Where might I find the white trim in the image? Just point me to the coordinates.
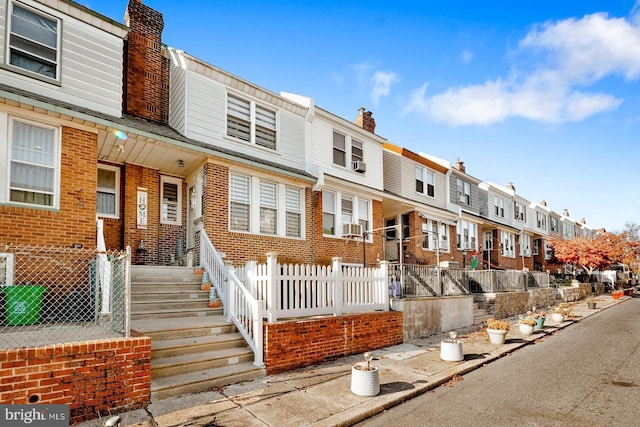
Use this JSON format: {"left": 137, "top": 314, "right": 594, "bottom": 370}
{"left": 160, "top": 175, "right": 182, "bottom": 225}
{"left": 96, "top": 164, "right": 120, "bottom": 219}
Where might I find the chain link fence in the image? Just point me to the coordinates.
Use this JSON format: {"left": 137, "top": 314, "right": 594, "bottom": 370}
{"left": 0, "top": 244, "right": 130, "bottom": 349}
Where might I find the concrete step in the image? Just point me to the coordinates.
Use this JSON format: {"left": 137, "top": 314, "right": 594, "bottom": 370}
{"left": 131, "top": 316, "right": 233, "bottom": 340}
{"left": 151, "top": 332, "right": 246, "bottom": 359}
{"left": 131, "top": 299, "right": 211, "bottom": 313}
{"left": 151, "top": 346, "right": 254, "bottom": 379}
{"left": 151, "top": 362, "right": 266, "bottom": 401}
{"left": 131, "top": 289, "right": 209, "bottom": 302}
{"left": 130, "top": 306, "right": 223, "bottom": 320}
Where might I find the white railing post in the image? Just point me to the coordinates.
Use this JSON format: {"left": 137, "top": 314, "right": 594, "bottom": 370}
{"left": 253, "top": 303, "right": 264, "bottom": 366}
{"left": 332, "top": 257, "right": 343, "bottom": 316}
{"left": 226, "top": 264, "right": 236, "bottom": 323}
{"left": 266, "top": 252, "right": 278, "bottom": 322}
{"left": 379, "top": 260, "right": 389, "bottom": 310}
{"left": 246, "top": 260, "right": 257, "bottom": 299}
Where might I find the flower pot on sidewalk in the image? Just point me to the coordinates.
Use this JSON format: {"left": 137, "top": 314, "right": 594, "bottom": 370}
{"left": 551, "top": 312, "right": 564, "bottom": 323}
{"left": 440, "top": 340, "right": 464, "bottom": 362}
{"left": 351, "top": 365, "right": 380, "bottom": 396}
{"left": 487, "top": 328, "right": 508, "bottom": 345}
{"left": 587, "top": 301, "right": 597, "bottom": 309}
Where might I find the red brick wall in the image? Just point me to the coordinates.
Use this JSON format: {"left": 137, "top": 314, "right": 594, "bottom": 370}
{"left": 0, "top": 337, "right": 151, "bottom": 424}
{"left": 263, "top": 311, "right": 403, "bottom": 374}
{"left": 0, "top": 126, "right": 96, "bottom": 248}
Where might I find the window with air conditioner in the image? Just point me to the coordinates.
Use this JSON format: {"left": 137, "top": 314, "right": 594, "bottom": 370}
{"left": 322, "top": 189, "right": 371, "bottom": 239}
{"left": 457, "top": 220, "right": 477, "bottom": 250}
{"left": 456, "top": 178, "right": 471, "bottom": 205}
{"left": 422, "top": 218, "right": 449, "bottom": 251}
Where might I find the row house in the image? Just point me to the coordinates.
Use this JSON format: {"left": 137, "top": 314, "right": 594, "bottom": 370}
{"left": 0, "top": 0, "right": 600, "bottom": 272}
{"left": 381, "top": 143, "right": 459, "bottom": 266}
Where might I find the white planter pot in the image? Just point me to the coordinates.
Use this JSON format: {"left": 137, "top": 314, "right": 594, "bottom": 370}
{"left": 519, "top": 323, "right": 534, "bottom": 336}
{"left": 351, "top": 365, "right": 380, "bottom": 397}
{"left": 552, "top": 312, "right": 565, "bottom": 323}
{"left": 440, "top": 340, "right": 464, "bottom": 362}
{"left": 486, "top": 328, "right": 508, "bottom": 345}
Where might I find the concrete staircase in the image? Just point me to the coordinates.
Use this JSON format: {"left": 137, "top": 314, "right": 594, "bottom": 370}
{"left": 130, "top": 266, "right": 266, "bottom": 401}
{"left": 473, "top": 294, "right": 495, "bottom": 325}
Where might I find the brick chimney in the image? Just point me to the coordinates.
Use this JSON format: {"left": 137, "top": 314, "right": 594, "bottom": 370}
{"left": 453, "top": 158, "right": 466, "bottom": 173}
{"left": 124, "top": 0, "right": 168, "bottom": 123}
{"left": 355, "top": 107, "right": 376, "bottom": 133}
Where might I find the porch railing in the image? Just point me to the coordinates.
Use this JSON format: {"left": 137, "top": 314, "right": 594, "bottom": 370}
{"left": 199, "top": 232, "right": 263, "bottom": 366}
{"left": 236, "top": 254, "right": 389, "bottom": 322}
{"left": 0, "top": 243, "right": 130, "bottom": 350}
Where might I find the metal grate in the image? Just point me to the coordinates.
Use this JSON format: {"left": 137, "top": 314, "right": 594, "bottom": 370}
{"left": 0, "top": 243, "right": 130, "bottom": 350}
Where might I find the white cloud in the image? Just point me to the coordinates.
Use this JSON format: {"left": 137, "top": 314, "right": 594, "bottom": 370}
{"left": 371, "top": 71, "right": 399, "bottom": 105}
{"left": 405, "top": 11, "right": 640, "bottom": 126}
{"left": 460, "top": 49, "right": 474, "bottom": 63}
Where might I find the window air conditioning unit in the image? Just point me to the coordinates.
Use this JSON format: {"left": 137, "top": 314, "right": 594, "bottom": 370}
{"left": 342, "top": 223, "right": 363, "bottom": 237}
{"left": 463, "top": 242, "right": 474, "bottom": 250}
{"left": 458, "top": 195, "right": 466, "bottom": 203}
{"left": 352, "top": 161, "right": 367, "bottom": 173}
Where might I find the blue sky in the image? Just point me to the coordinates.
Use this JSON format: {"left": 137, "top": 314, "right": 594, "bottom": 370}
{"left": 84, "top": 0, "right": 640, "bottom": 233}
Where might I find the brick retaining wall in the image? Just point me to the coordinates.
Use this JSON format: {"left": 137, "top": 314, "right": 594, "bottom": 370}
{"left": 0, "top": 337, "right": 151, "bottom": 424}
{"left": 263, "top": 311, "right": 403, "bottom": 374}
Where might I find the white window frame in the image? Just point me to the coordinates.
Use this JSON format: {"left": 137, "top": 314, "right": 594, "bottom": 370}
{"left": 533, "top": 239, "right": 540, "bottom": 256}
{"left": 501, "top": 231, "right": 515, "bottom": 258}
{"left": 536, "top": 212, "right": 547, "bottom": 230}
{"left": 494, "top": 196, "right": 505, "bottom": 218}
{"left": 6, "top": 1, "right": 61, "bottom": 82}
{"left": 259, "top": 180, "right": 277, "bottom": 235}
{"left": 226, "top": 93, "right": 277, "bottom": 150}
{"left": 456, "top": 220, "right": 477, "bottom": 250}
{"left": 422, "top": 218, "right": 449, "bottom": 252}
{"left": 416, "top": 167, "right": 435, "bottom": 198}
{"left": 514, "top": 201, "right": 526, "bottom": 222}
{"left": 160, "top": 176, "right": 182, "bottom": 225}
{"left": 97, "top": 164, "right": 120, "bottom": 219}
{"left": 1, "top": 115, "right": 61, "bottom": 209}
{"left": 351, "top": 138, "right": 363, "bottom": 163}
{"left": 230, "top": 173, "right": 304, "bottom": 238}
{"left": 322, "top": 189, "right": 371, "bottom": 241}
{"left": 519, "top": 234, "right": 531, "bottom": 256}
{"left": 456, "top": 178, "right": 471, "bottom": 205}
{"left": 550, "top": 217, "right": 559, "bottom": 233}
{"left": 285, "top": 186, "right": 302, "bottom": 238}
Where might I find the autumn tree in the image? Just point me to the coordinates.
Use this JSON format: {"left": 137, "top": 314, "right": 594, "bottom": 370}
{"left": 618, "top": 222, "right": 640, "bottom": 273}
{"left": 549, "top": 233, "right": 624, "bottom": 279}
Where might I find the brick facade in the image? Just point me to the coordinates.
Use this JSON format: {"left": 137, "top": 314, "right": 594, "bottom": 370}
{"left": 263, "top": 311, "right": 403, "bottom": 374}
{"left": 0, "top": 126, "right": 96, "bottom": 249}
{"left": 0, "top": 337, "right": 151, "bottom": 424}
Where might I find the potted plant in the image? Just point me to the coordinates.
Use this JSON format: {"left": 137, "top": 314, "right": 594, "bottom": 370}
{"left": 440, "top": 331, "right": 464, "bottom": 362}
{"left": 530, "top": 309, "right": 547, "bottom": 331}
{"left": 351, "top": 352, "right": 380, "bottom": 396}
{"left": 551, "top": 303, "right": 571, "bottom": 323}
{"left": 486, "top": 318, "right": 510, "bottom": 345}
{"left": 518, "top": 315, "right": 537, "bottom": 336}
{"left": 587, "top": 300, "right": 597, "bottom": 309}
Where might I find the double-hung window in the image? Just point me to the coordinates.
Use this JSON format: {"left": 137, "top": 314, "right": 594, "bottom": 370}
{"left": 227, "top": 95, "right": 277, "bottom": 150}
{"left": 456, "top": 178, "right": 471, "bottom": 205}
{"left": 550, "top": 217, "right": 559, "bottom": 233}
{"left": 351, "top": 138, "right": 363, "bottom": 163}
{"left": 8, "top": 3, "right": 60, "bottom": 81}
{"left": 97, "top": 165, "right": 120, "bottom": 218}
{"left": 6, "top": 118, "right": 59, "bottom": 208}
{"left": 259, "top": 181, "right": 277, "bottom": 235}
{"left": 519, "top": 234, "right": 531, "bottom": 256}
{"left": 332, "top": 131, "right": 346, "bottom": 166}
{"left": 514, "top": 201, "right": 526, "bottom": 222}
{"left": 161, "top": 176, "right": 182, "bottom": 225}
{"left": 416, "top": 167, "right": 435, "bottom": 197}
{"left": 501, "top": 231, "right": 515, "bottom": 257}
{"left": 456, "top": 220, "right": 477, "bottom": 250}
{"left": 494, "top": 196, "right": 505, "bottom": 218}
{"left": 536, "top": 212, "right": 547, "bottom": 230}
{"left": 422, "top": 218, "right": 449, "bottom": 251}
{"left": 230, "top": 173, "right": 304, "bottom": 238}
{"left": 322, "top": 189, "right": 371, "bottom": 239}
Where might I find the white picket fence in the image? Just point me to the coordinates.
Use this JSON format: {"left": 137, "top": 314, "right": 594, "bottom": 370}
{"left": 234, "top": 254, "right": 390, "bottom": 322}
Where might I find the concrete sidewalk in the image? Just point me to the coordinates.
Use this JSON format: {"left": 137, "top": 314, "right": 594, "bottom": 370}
{"left": 79, "top": 295, "right": 629, "bottom": 427}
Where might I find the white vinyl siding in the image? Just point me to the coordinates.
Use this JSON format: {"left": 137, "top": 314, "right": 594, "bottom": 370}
{"left": 3, "top": 117, "right": 60, "bottom": 208}
{"left": 230, "top": 173, "right": 303, "bottom": 238}
{"left": 161, "top": 176, "right": 182, "bottom": 225}
{"left": 416, "top": 167, "right": 435, "bottom": 197}
{"left": 97, "top": 165, "right": 119, "bottom": 218}
{"left": 227, "top": 94, "right": 277, "bottom": 150}
{"left": 456, "top": 178, "right": 471, "bottom": 205}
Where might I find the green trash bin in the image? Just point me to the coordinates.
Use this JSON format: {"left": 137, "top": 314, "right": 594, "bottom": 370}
{"left": 2, "top": 285, "right": 46, "bottom": 325}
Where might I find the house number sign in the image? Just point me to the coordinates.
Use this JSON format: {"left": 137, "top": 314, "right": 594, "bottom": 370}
{"left": 137, "top": 189, "right": 147, "bottom": 229}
